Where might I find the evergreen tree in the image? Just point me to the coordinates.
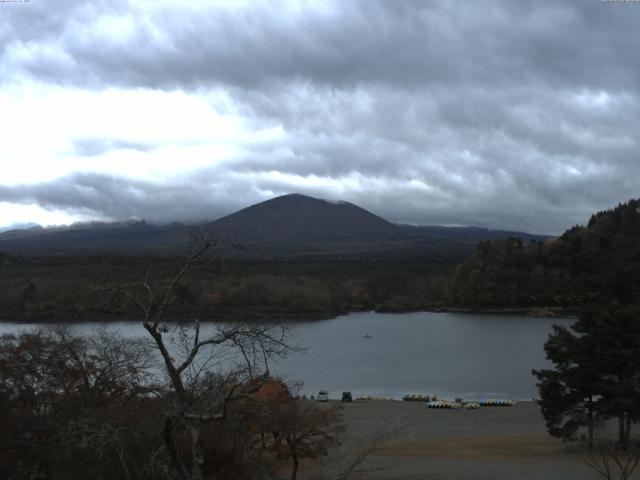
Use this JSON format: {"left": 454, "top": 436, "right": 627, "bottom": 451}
{"left": 534, "top": 304, "right": 640, "bottom": 448}
{"left": 534, "top": 323, "right": 601, "bottom": 447}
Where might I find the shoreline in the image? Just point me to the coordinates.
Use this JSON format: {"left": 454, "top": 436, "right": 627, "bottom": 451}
{"left": 0, "top": 304, "right": 578, "bottom": 324}
{"left": 430, "top": 305, "right": 578, "bottom": 319}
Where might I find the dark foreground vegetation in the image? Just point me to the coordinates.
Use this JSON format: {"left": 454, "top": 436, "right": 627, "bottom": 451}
{"left": 0, "top": 328, "right": 347, "bottom": 480}
{"left": 532, "top": 303, "right": 640, "bottom": 480}
{"left": 535, "top": 304, "right": 640, "bottom": 447}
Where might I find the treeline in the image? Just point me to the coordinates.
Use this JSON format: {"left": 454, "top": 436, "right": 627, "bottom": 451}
{"left": 446, "top": 199, "right": 640, "bottom": 311}
{"left": 0, "top": 254, "right": 454, "bottom": 322}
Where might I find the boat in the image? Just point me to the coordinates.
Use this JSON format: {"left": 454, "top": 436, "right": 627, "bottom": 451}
{"left": 478, "top": 399, "right": 516, "bottom": 406}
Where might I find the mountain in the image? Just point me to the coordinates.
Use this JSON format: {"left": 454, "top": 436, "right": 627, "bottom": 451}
{"left": 0, "top": 194, "right": 546, "bottom": 256}
{"left": 0, "top": 221, "right": 189, "bottom": 254}
{"left": 205, "top": 193, "right": 397, "bottom": 241}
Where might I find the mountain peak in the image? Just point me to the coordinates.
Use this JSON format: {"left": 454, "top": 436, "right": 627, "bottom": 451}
{"left": 207, "top": 194, "right": 396, "bottom": 241}
{"left": 260, "top": 193, "right": 347, "bottom": 206}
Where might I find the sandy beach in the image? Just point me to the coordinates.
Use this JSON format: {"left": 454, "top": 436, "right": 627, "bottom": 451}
{"left": 309, "top": 400, "right": 626, "bottom": 480}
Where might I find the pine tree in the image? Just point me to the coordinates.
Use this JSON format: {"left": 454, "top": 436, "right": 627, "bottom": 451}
{"left": 534, "top": 304, "right": 640, "bottom": 448}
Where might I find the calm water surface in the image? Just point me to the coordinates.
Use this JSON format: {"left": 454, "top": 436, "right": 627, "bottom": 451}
{"left": 0, "top": 311, "right": 570, "bottom": 401}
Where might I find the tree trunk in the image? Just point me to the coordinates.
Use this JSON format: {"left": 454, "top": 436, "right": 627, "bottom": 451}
{"left": 624, "top": 412, "right": 631, "bottom": 448}
{"left": 286, "top": 436, "right": 299, "bottom": 480}
{"left": 189, "top": 420, "right": 205, "bottom": 480}
{"left": 274, "top": 432, "right": 282, "bottom": 459}
{"left": 163, "top": 417, "right": 189, "bottom": 480}
{"left": 619, "top": 413, "right": 628, "bottom": 448}
{"left": 587, "top": 397, "right": 594, "bottom": 450}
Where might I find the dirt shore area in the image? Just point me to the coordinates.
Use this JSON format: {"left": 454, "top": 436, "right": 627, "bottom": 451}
{"left": 310, "top": 400, "right": 628, "bottom": 480}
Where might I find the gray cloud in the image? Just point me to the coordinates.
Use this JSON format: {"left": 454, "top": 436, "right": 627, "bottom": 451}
{"left": 0, "top": 158, "right": 633, "bottom": 235}
{"left": 2, "top": 0, "right": 640, "bottom": 234}
{"left": 5, "top": 1, "right": 640, "bottom": 91}
{"left": 0, "top": 173, "right": 245, "bottom": 225}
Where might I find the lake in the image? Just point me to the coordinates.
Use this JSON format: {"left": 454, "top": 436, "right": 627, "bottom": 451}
{"left": 0, "top": 311, "right": 571, "bottom": 401}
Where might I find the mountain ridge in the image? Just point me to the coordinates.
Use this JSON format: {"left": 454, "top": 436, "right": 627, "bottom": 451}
{"left": 0, "top": 194, "right": 547, "bottom": 256}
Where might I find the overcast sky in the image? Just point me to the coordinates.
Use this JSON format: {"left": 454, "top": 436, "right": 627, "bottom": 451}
{"left": 1, "top": 0, "right": 639, "bottom": 235}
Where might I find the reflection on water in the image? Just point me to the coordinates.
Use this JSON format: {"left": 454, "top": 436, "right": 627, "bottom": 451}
{"left": 0, "top": 311, "right": 571, "bottom": 400}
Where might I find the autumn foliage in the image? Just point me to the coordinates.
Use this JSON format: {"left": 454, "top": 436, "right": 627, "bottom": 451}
{"left": 0, "top": 331, "right": 343, "bottom": 480}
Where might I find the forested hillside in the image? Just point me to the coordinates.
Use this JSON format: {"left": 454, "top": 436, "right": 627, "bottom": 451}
{"left": 446, "top": 199, "right": 640, "bottom": 312}
{"left": 0, "top": 253, "right": 453, "bottom": 322}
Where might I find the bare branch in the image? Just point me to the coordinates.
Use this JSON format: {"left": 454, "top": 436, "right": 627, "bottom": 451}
{"left": 581, "top": 437, "right": 640, "bottom": 480}
{"left": 153, "top": 243, "right": 211, "bottom": 329}
{"left": 116, "top": 286, "right": 151, "bottom": 321}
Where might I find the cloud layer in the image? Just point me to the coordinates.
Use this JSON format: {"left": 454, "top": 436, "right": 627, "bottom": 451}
{"left": 1, "top": 0, "right": 639, "bottom": 234}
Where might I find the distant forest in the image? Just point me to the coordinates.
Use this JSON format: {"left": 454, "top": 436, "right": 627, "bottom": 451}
{"left": 447, "top": 199, "right": 640, "bottom": 313}
{"left": 1, "top": 199, "right": 638, "bottom": 322}
{"left": 0, "top": 253, "right": 454, "bottom": 322}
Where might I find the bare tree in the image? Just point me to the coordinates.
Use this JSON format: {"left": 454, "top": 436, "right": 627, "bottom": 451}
{"left": 582, "top": 437, "right": 640, "bottom": 480}
{"left": 257, "top": 396, "right": 345, "bottom": 480}
{"left": 307, "top": 421, "right": 406, "bottom": 480}
{"left": 116, "top": 242, "right": 299, "bottom": 480}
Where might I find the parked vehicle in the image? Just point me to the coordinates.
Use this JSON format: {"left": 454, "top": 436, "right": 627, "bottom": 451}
{"left": 317, "top": 390, "right": 329, "bottom": 402}
{"left": 341, "top": 391, "right": 353, "bottom": 402}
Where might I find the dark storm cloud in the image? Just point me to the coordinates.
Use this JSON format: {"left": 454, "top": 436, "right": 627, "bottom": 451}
{"left": 5, "top": 0, "right": 640, "bottom": 91}
{"left": 0, "top": 173, "right": 249, "bottom": 224}
{"left": 2, "top": 0, "right": 640, "bottom": 233}
{"left": 0, "top": 162, "right": 626, "bottom": 235}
